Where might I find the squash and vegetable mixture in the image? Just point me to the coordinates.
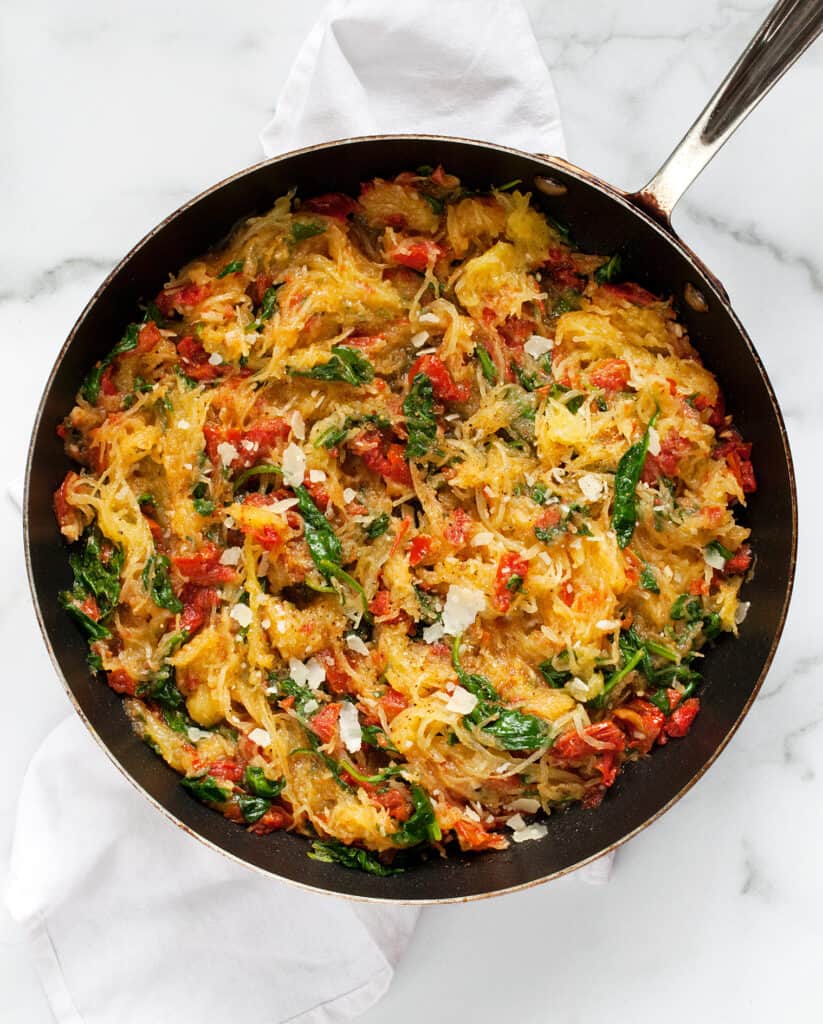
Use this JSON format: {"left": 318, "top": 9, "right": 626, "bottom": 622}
{"left": 53, "top": 167, "right": 755, "bottom": 873}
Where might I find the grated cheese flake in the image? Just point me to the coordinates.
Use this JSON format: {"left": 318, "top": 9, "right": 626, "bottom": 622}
{"left": 523, "top": 334, "right": 553, "bottom": 359}
{"left": 248, "top": 727, "right": 271, "bottom": 747}
{"left": 282, "top": 443, "right": 307, "bottom": 487}
{"left": 219, "top": 546, "right": 242, "bottom": 566}
{"left": 217, "top": 442, "right": 239, "bottom": 467}
{"left": 290, "top": 410, "right": 306, "bottom": 440}
{"left": 309, "top": 469, "right": 326, "bottom": 483}
{"left": 338, "top": 701, "right": 362, "bottom": 753}
{"left": 411, "top": 330, "right": 430, "bottom": 348}
{"left": 511, "top": 823, "right": 548, "bottom": 843}
{"left": 579, "top": 473, "right": 606, "bottom": 502}
{"left": 441, "top": 584, "right": 487, "bottom": 636}
{"left": 289, "top": 656, "right": 326, "bottom": 691}
{"left": 446, "top": 685, "right": 479, "bottom": 715}
{"left": 230, "top": 603, "right": 253, "bottom": 628}
{"left": 343, "top": 487, "right": 357, "bottom": 504}
{"left": 345, "top": 634, "right": 369, "bottom": 656}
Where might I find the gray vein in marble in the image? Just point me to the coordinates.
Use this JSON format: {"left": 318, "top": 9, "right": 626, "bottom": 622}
{"left": 740, "top": 839, "right": 775, "bottom": 901}
{"left": 682, "top": 204, "right": 823, "bottom": 293}
{"left": 759, "top": 652, "right": 823, "bottom": 702}
{"left": 783, "top": 716, "right": 823, "bottom": 780}
{"left": 0, "top": 257, "right": 116, "bottom": 305}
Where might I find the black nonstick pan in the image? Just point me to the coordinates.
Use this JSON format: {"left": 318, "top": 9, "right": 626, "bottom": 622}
{"left": 25, "top": 0, "right": 818, "bottom": 901}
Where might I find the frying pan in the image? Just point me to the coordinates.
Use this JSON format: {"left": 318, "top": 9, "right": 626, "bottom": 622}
{"left": 25, "top": 0, "right": 818, "bottom": 902}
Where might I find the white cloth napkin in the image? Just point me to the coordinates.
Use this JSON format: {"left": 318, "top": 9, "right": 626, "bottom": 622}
{"left": 6, "top": 4, "right": 612, "bottom": 1023}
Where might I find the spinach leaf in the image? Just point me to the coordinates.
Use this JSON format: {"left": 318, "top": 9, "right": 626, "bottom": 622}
{"left": 452, "top": 636, "right": 549, "bottom": 751}
{"left": 236, "top": 794, "right": 270, "bottom": 823}
{"left": 706, "top": 539, "right": 734, "bottom": 562}
{"left": 413, "top": 585, "right": 442, "bottom": 626}
{"left": 192, "top": 481, "right": 215, "bottom": 516}
{"left": 244, "top": 765, "right": 286, "bottom": 800}
{"left": 391, "top": 785, "right": 441, "bottom": 846}
{"left": 495, "top": 178, "right": 522, "bottom": 192}
{"left": 309, "top": 839, "right": 405, "bottom": 875}
{"left": 538, "top": 659, "right": 572, "bottom": 688}
{"left": 163, "top": 707, "right": 194, "bottom": 734}
{"left": 340, "top": 760, "right": 406, "bottom": 785}
{"left": 181, "top": 774, "right": 230, "bottom": 804}
{"left": 639, "top": 566, "right": 660, "bottom": 593}
{"left": 233, "top": 463, "right": 283, "bottom": 490}
{"left": 137, "top": 665, "right": 184, "bottom": 710}
{"left": 594, "top": 253, "right": 622, "bottom": 284}
{"left": 294, "top": 484, "right": 343, "bottom": 574}
{"left": 81, "top": 324, "right": 140, "bottom": 403}
{"left": 475, "top": 345, "right": 497, "bottom": 384}
{"left": 291, "top": 221, "right": 326, "bottom": 242}
{"left": 361, "top": 724, "right": 399, "bottom": 753}
{"left": 670, "top": 594, "right": 703, "bottom": 622}
{"left": 364, "top": 513, "right": 390, "bottom": 540}
{"left": 547, "top": 216, "right": 573, "bottom": 245}
{"left": 268, "top": 674, "right": 318, "bottom": 718}
{"left": 216, "top": 259, "right": 244, "bottom": 278}
{"left": 702, "top": 612, "right": 722, "bottom": 640}
{"left": 59, "top": 528, "right": 123, "bottom": 638}
{"left": 611, "top": 411, "right": 658, "bottom": 548}
{"left": 422, "top": 193, "right": 444, "bottom": 214}
{"left": 403, "top": 372, "right": 438, "bottom": 460}
{"left": 58, "top": 594, "right": 111, "bottom": 640}
{"left": 142, "top": 553, "right": 183, "bottom": 613}
{"left": 290, "top": 346, "right": 374, "bottom": 386}
{"left": 258, "top": 283, "right": 282, "bottom": 322}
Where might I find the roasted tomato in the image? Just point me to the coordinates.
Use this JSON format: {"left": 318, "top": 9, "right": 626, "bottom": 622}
{"left": 208, "top": 759, "right": 244, "bottom": 783}
{"left": 444, "top": 508, "right": 474, "bottom": 546}
{"left": 302, "top": 192, "right": 359, "bottom": 219}
{"left": 724, "top": 544, "right": 753, "bottom": 576}
{"left": 613, "top": 699, "right": 665, "bottom": 755}
{"left": 155, "top": 282, "right": 211, "bottom": 318}
{"left": 179, "top": 585, "right": 222, "bottom": 635}
{"left": 590, "top": 358, "right": 630, "bottom": 392}
{"left": 663, "top": 697, "right": 700, "bottom": 738}
{"left": 136, "top": 321, "right": 163, "bottom": 354}
{"left": 453, "top": 819, "right": 508, "bottom": 852}
{"left": 388, "top": 238, "right": 443, "bottom": 271}
{"left": 107, "top": 669, "right": 136, "bottom": 696}
{"left": 407, "top": 353, "right": 470, "bottom": 403}
{"left": 177, "top": 336, "right": 222, "bottom": 381}
{"left": 409, "top": 535, "right": 434, "bottom": 567}
{"left": 379, "top": 687, "right": 408, "bottom": 721}
{"left": 310, "top": 703, "right": 342, "bottom": 744}
{"left": 494, "top": 552, "right": 529, "bottom": 612}
{"left": 349, "top": 429, "right": 412, "bottom": 486}
{"left": 642, "top": 431, "right": 692, "bottom": 483}
{"left": 602, "top": 282, "right": 657, "bottom": 306}
{"left": 715, "top": 433, "right": 756, "bottom": 494}
{"left": 173, "top": 542, "right": 237, "bottom": 586}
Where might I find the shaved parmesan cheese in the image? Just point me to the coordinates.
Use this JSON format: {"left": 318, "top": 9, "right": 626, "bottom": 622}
{"left": 186, "top": 726, "right": 212, "bottom": 742}
{"left": 511, "top": 823, "right": 548, "bottom": 843}
{"left": 523, "top": 334, "right": 553, "bottom": 359}
{"left": 471, "top": 531, "right": 494, "bottom": 547}
{"left": 208, "top": 351, "right": 224, "bottom": 366}
{"left": 579, "top": 473, "right": 606, "bottom": 502}
{"left": 230, "top": 603, "right": 252, "bottom": 628}
{"left": 338, "top": 701, "right": 362, "bottom": 753}
{"left": 418, "top": 311, "right": 440, "bottom": 325}
{"left": 309, "top": 469, "right": 326, "bottom": 483}
{"left": 261, "top": 618, "right": 271, "bottom": 630}
{"left": 290, "top": 410, "right": 306, "bottom": 440}
{"left": 345, "top": 634, "right": 369, "bottom": 656}
{"left": 271, "top": 497, "right": 298, "bottom": 514}
{"left": 343, "top": 487, "right": 357, "bottom": 504}
{"left": 507, "top": 798, "right": 541, "bottom": 814}
{"left": 463, "top": 806, "right": 481, "bottom": 823}
{"left": 282, "top": 443, "right": 306, "bottom": 487}
{"left": 596, "top": 619, "right": 621, "bottom": 631}
{"left": 704, "top": 547, "right": 727, "bottom": 570}
{"left": 423, "top": 622, "right": 446, "bottom": 644}
{"left": 290, "top": 656, "right": 326, "bottom": 691}
{"left": 217, "top": 442, "right": 238, "bottom": 467}
{"left": 735, "top": 601, "right": 751, "bottom": 625}
{"left": 441, "top": 584, "right": 486, "bottom": 636}
{"left": 550, "top": 467, "right": 566, "bottom": 483}
{"left": 506, "top": 814, "right": 526, "bottom": 831}
{"left": 446, "top": 685, "right": 478, "bottom": 715}
{"left": 303, "top": 699, "right": 319, "bottom": 715}
{"left": 411, "top": 330, "right": 429, "bottom": 348}
{"left": 647, "top": 426, "right": 661, "bottom": 456}
{"left": 220, "top": 546, "right": 242, "bottom": 566}
{"left": 177, "top": 419, "right": 191, "bottom": 430}
{"left": 248, "top": 727, "right": 270, "bottom": 747}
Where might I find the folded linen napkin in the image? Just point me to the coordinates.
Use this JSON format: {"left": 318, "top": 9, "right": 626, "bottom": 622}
{"left": 6, "top": 3, "right": 611, "bottom": 1022}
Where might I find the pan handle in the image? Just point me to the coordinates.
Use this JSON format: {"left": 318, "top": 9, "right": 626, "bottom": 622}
{"left": 629, "top": 0, "right": 823, "bottom": 226}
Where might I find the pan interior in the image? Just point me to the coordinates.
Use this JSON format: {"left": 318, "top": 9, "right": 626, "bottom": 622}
{"left": 25, "top": 137, "right": 795, "bottom": 902}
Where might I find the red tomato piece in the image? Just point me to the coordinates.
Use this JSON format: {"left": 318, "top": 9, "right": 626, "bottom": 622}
{"left": 136, "top": 321, "right": 163, "bottom": 354}
{"left": 494, "top": 553, "right": 530, "bottom": 613}
{"left": 249, "top": 806, "right": 292, "bottom": 835}
{"left": 315, "top": 649, "right": 353, "bottom": 696}
{"left": 453, "top": 819, "right": 508, "bottom": 852}
{"left": 389, "top": 238, "right": 443, "bottom": 272}
{"left": 53, "top": 471, "right": 80, "bottom": 536}
{"left": 535, "top": 505, "right": 562, "bottom": 532}
{"left": 692, "top": 392, "right": 726, "bottom": 429}
{"left": 724, "top": 544, "right": 753, "bottom": 576}
{"left": 368, "top": 589, "right": 400, "bottom": 623}
{"left": 642, "top": 431, "right": 692, "bottom": 483}
{"left": 664, "top": 697, "right": 700, "bottom": 738}
{"left": 409, "top": 535, "right": 434, "bottom": 567}
{"left": 155, "top": 283, "right": 211, "bottom": 317}
{"left": 602, "top": 282, "right": 657, "bottom": 306}
{"left": 715, "top": 433, "right": 756, "bottom": 494}
{"left": 177, "top": 336, "right": 221, "bottom": 381}
{"left": 444, "top": 508, "right": 474, "bottom": 547}
{"left": 407, "top": 353, "right": 470, "bottom": 403}
{"left": 208, "top": 759, "right": 244, "bottom": 783}
{"left": 173, "top": 542, "right": 237, "bottom": 586}
{"left": 302, "top": 192, "right": 358, "bottom": 219}
{"left": 498, "top": 317, "right": 538, "bottom": 350}
{"left": 590, "top": 358, "right": 630, "bottom": 392}
{"left": 100, "top": 364, "right": 118, "bottom": 396}
{"left": 107, "top": 669, "right": 136, "bottom": 696}
{"left": 350, "top": 429, "right": 413, "bottom": 486}
{"left": 379, "top": 687, "right": 408, "bottom": 722}
{"left": 310, "top": 703, "right": 342, "bottom": 744}
{"left": 372, "top": 788, "right": 412, "bottom": 822}
{"left": 179, "top": 585, "right": 221, "bottom": 635}
{"left": 614, "top": 699, "right": 665, "bottom": 754}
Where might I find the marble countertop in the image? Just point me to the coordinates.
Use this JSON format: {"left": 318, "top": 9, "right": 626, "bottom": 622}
{"left": 1, "top": 1, "right": 821, "bottom": 1021}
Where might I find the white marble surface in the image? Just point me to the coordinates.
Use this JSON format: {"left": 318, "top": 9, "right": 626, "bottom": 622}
{"left": 1, "top": 1, "right": 821, "bottom": 1021}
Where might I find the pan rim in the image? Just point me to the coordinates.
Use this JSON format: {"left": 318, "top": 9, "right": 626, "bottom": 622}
{"left": 23, "top": 133, "right": 798, "bottom": 903}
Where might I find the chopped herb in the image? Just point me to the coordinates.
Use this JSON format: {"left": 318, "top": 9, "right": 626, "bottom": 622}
{"left": 505, "top": 574, "right": 524, "bottom": 593}
{"left": 639, "top": 566, "right": 660, "bottom": 593}
{"left": 706, "top": 539, "right": 734, "bottom": 562}
{"left": 216, "top": 259, "right": 244, "bottom": 278}
{"left": 81, "top": 323, "right": 140, "bottom": 403}
{"left": 538, "top": 659, "right": 572, "bottom": 689}
{"left": 291, "top": 221, "right": 326, "bottom": 242}
{"left": 294, "top": 484, "right": 343, "bottom": 575}
{"left": 495, "top": 178, "right": 522, "bottom": 192}
{"left": 192, "top": 481, "right": 215, "bottom": 516}
{"left": 422, "top": 193, "right": 444, "bottom": 214}
{"left": 137, "top": 664, "right": 184, "bottom": 709}
{"left": 475, "top": 345, "right": 497, "bottom": 384}
{"left": 340, "top": 760, "right": 406, "bottom": 786}
{"left": 594, "top": 253, "right": 623, "bottom": 284}
{"left": 309, "top": 839, "right": 404, "bottom": 875}
{"left": 258, "top": 283, "right": 282, "bottom": 321}
{"left": 547, "top": 216, "right": 573, "bottom": 245}
{"left": 233, "top": 463, "right": 283, "bottom": 490}
{"left": 413, "top": 585, "right": 442, "bottom": 626}
{"left": 671, "top": 594, "right": 703, "bottom": 622}
{"left": 181, "top": 774, "right": 230, "bottom": 805}
{"left": 142, "top": 553, "right": 183, "bottom": 613}
{"left": 290, "top": 346, "right": 374, "bottom": 387}
{"left": 403, "top": 372, "right": 438, "bottom": 460}
{"left": 391, "top": 785, "right": 441, "bottom": 846}
{"left": 553, "top": 290, "right": 581, "bottom": 315}
{"left": 236, "top": 794, "right": 270, "bottom": 823}
{"left": 611, "top": 410, "right": 659, "bottom": 548}
{"left": 364, "top": 513, "right": 390, "bottom": 540}
{"left": 244, "top": 766, "right": 286, "bottom": 800}
{"left": 59, "top": 528, "right": 124, "bottom": 640}
{"left": 361, "top": 724, "right": 399, "bottom": 753}
{"left": 703, "top": 612, "right": 722, "bottom": 640}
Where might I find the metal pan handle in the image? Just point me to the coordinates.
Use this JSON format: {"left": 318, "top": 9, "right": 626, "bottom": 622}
{"left": 630, "top": 0, "right": 823, "bottom": 226}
